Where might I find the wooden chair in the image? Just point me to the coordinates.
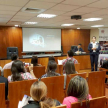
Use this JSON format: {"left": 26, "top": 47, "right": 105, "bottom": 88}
{"left": 65, "top": 73, "right": 87, "bottom": 96}
{"left": 4, "top": 69, "right": 12, "bottom": 78}
{"left": 52, "top": 105, "right": 66, "bottom": 108}
{"left": 33, "top": 66, "right": 45, "bottom": 78}
{"left": 9, "top": 79, "right": 38, "bottom": 108}
{"left": 56, "top": 65, "right": 63, "bottom": 75}
{"left": 0, "top": 83, "right": 6, "bottom": 108}
{"left": 75, "top": 63, "right": 80, "bottom": 73}
{"left": 88, "top": 71, "right": 106, "bottom": 98}
{"left": 41, "top": 76, "right": 65, "bottom": 103}
{"left": 0, "top": 70, "right": 1, "bottom": 76}
{"left": 71, "top": 96, "right": 107, "bottom": 108}
{"left": 99, "top": 68, "right": 108, "bottom": 79}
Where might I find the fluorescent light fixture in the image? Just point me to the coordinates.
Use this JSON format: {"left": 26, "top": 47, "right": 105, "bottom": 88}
{"left": 91, "top": 25, "right": 104, "bottom": 27}
{"left": 77, "top": 28, "right": 80, "bottom": 29}
{"left": 37, "top": 14, "right": 56, "bottom": 18}
{"left": 25, "top": 22, "right": 38, "bottom": 24}
{"left": 61, "top": 24, "right": 74, "bottom": 26}
{"left": 15, "top": 25, "right": 19, "bottom": 27}
{"left": 83, "top": 18, "right": 102, "bottom": 21}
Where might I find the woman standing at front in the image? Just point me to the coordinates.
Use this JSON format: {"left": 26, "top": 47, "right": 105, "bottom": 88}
{"left": 88, "top": 36, "right": 101, "bottom": 71}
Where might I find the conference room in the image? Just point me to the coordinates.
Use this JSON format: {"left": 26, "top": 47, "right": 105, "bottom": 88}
{"left": 0, "top": 0, "right": 108, "bottom": 108}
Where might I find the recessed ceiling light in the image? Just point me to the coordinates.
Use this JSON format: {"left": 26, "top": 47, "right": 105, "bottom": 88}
{"left": 15, "top": 25, "right": 19, "bottom": 27}
{"left": 37, "top": 14, "right": 56, "bottom": 18}
{"left": 25, "top": 22, "right": 38, "bottom": 24}
{"left": 91, "top": 25, "right": 104, "bottom": 27}
{"left": 61, "top": 24, "right": 74, "bottom": 26}
{"left": 83, "top": 18, "right": 102, "bottom": 21}
{"left": 77, "top": 28, "right": 80, "bottom": 29}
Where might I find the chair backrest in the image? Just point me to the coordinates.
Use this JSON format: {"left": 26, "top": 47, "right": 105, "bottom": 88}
{"left": 0, "top": 83, "right": 6, "bottom": 108}
{"left": 99, "top": 68, "right": 108, "bottom": 78}
{"left": 33, "top": 66, "right": 45, "bottom": 78}
{"left": 0, "top": 70, "right": 1, "bottom": 76}
{"left": 88, "top": 71, "right": 106, "bottom": 98}
{"left": 75, "top": 63, "right": 80, "bottom": 73}
{"left": 9, "top": 79, "right": 38, "bottom": 108}
{"left": 65, "top": 73, "right": 87, "bottom": 94}
{"left": 52, "top": 105, "right": 66, "bottom": 108}
{"left": 41, "top": 76, "right": 65, "bottom": 103}
{"left": 4, "top": 69, "right": 12, "bottom": 78}
{"left": 7, "top": 47, "right": 18, "bottom": 59}
{"left": 56, "top": 65, "right": 63, "bottom": 75}
{"left": 71, "top": 96, "right": 107, "bottom": 108}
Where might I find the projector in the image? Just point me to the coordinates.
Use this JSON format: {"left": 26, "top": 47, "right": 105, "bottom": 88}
{"left": 71, "top": 15, "right": 82, "bottom": 20}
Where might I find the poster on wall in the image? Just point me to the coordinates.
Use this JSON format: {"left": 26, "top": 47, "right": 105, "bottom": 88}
{"left": 99, "top": 28, "right": 108, "bottom": 54}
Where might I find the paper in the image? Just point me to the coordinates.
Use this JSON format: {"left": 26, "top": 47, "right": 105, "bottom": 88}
{"left": 58, "top": 59, "right": 63, "bottom": 65}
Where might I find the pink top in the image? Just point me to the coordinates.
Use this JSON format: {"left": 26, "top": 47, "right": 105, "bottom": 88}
{"left": 3, "top": 61, "right": 14, "bottom": 70}
{"left": 62, "top": 95, "right": 92, "bottom": 108}
{"left": 8, "top": 72, "right": 35, "bottom": 82}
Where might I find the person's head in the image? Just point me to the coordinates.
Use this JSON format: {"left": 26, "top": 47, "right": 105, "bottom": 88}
{"left": 65, "top": 60, "right": 76, "bottom": 74}
{"left": 11, "top": 54, "right": 18, "bottom": 61}
{"left": 47, "top": 60, "right": 59, "bottom": 77}
{"left": 49, "top": 56, "right": 55, "bottom": 61}
{"left": 102, "top": 60, "right": 108, "bottom": 69}
{"left": 31, "top": 56, "right": 38, "bottom": 66}
{"left": 30, "top": 81, "right": 55, "bottom": 108}
{"left": 92, "top": 36, "right": 96, "bottom": 43}
{"left": 11, "top": 60, "right": 25, "bottom": 81}
{"left": 67, "top": 50, "right": 74, "bottom": 57}
{"left": 78, "top": 44, "right": 82, "bottom": 49}
{"left": 67, "top": 76, "right": 89, "bottom": 101}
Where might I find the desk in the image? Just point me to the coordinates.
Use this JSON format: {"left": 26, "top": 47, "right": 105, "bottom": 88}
{"left": 0, "top": 54, "right": 91, "bottom": 70}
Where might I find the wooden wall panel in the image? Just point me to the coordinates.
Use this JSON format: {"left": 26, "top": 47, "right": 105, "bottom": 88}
{"left": 0, "top": 27, "right": 90, "bottom": 58}
{"left": 61, "top": 29, "right": 90, "bottom": 54}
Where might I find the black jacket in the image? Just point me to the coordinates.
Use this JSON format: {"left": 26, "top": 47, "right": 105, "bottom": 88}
{"left": 88, "top": 42, "right": 101, "bottom": 55}
{"left": 74, "top": 47, "right": 84, "bottom": 52}
{"left": 23, "top": 100, "right": 61, "bottom": 108}
{"left": 0, "top": 76, "right": 8, "bottom": 99}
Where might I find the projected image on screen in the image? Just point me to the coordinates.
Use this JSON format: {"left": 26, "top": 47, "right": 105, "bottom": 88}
{"left": 23, "top": 28, "right": 61, "bottom": 52}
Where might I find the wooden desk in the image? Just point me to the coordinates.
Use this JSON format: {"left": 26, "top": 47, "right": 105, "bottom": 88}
{"left": 0, "top": 54, "right": 91, "bottom": 70}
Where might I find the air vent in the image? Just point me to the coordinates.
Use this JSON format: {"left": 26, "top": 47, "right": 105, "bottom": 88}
{"left": 21, "top": 7, "right": 45, "bottom": 13}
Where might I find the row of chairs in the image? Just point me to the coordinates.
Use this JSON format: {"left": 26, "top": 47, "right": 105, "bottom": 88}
{"left": 0, "top": 71, "right": 106, "bottom": 108}
{"left": 3, "top": 64, "right": 80, "bottom": 79}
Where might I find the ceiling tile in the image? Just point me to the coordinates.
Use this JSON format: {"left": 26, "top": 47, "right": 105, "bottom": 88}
{"left": 0, "top": 5, "right": 22, "bottom": 11}
{"left": 42, "top": 10, "right": 66, "bottom": 15}
{"left": 35, "top": 0, "right": 64, "bottom": 3}
{"left": 72, "top": 7, "right": 100, "bottom": 13}
{"left": 62, "top": 0, "right": 99, "bottom": 6}
{"left": 13, "top": 16, "right": 32, "bottom": 20}
{"left": 51, "top": 4, "right": 79, "bottom": 11}
{"left": 0, "top": 14, "right": 13, "bottom": 18}
{"left": 0, "top": 11, "right": 16, "bottom": 15}
{"left": 0, "top": 0, "right": 29, "bottom": 6}
{"left": 87, "top": 0, "right": 108, "bottom": 8}
{"left": 82, "top": 13, "right": 101, "bottom": 18}
{"left": 62, "top": 12, "right": 84, "bottom": 16}
{"left": 11, "top": 18, "right": 27, "bottom": 22}
{"left": 92, "top": 9, "right": 108, "bottom": 15}
{"left": 25, "top": 1, "right": 56, "bottom": 9}
{"left": 28, "top": 17, "right": 48, "bottom": 22}
{"left": 16, "top": 12, "right": 38, "bottom": 17}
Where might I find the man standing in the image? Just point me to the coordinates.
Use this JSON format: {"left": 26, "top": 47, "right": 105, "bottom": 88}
{"left": 88, "top": 36, "right": 101, "bottom": 71}
{"left": 74, "top": 44, "right": 84, "bottom": 52}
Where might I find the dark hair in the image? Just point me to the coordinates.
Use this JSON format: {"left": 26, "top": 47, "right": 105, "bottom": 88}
{"left": 92, "top": 36, "right": 96, "bottom": 39}
{"left": 46, "top": 60, "right": 59, "bottom": 77}
{"left": 11, "top": 54, "right": 18, "bottom": 61}
{"left": 49, "top": 56, "right": 55, "bottom": 61}
{"left": 31, "top": 56, "right": 38, "bottom": 66}
{"left": 102, "top": 60, "right": 108, "bottom": 69}
{"left": 65, "top": 60, "right": 76, "bottom": 74}
{"left": 67, "top": 76, "right": 89, "bottom": 101}
{"left": 78, "top": 44, "right": 82, "bottom": 46}
{"left": 11, "top": 60, "right": 25, "bottom": 81}
{"left": 67, "top": 50, "right": 74, "bottom": 57}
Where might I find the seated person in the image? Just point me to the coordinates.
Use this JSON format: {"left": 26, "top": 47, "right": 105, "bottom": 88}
{"left": 62, "top": 76, "right": 92, "bottom": 108}
{"left": 8, "top": 60, "right": 36, "bottom": 82}
{"left": 31, "top": 56, "right": 41, "bottom": 66}
{"left": 74, "top": 44, "right": 84, "bottom": 52}
{"left": 41, "top": 60, "right": 60, "bottom": 78}
{"left": 0, "top": 76, "right": 8, "bottom": 100}
{"left": 49, "top": 56, "right": 55, "bottom": 61}
{"left": 23, "top": 81, "right": 61, "bottom": 108}
{"left": 62, "top": 50, "right": 78, "bottom": 74}
{"left": 64, "top": 60, "right": 77, "bottom": 75}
